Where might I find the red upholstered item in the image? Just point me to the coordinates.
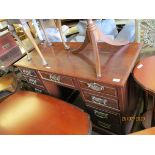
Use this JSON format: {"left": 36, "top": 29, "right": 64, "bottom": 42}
{"left": 0, "top": 91, "right": 91, "bottom": 134}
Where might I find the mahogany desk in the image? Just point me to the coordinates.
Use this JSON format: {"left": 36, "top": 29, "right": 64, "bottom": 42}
{"left": 14, "top": 42, "right": 142, "bottom": 134}
{"left": 133, "top": 56, "right": 155, "bottom": 128}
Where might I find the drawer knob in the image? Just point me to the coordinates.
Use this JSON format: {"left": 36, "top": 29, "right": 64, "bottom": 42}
{"left": 87, "top": 82, "right": 104, "bottom": 92}
{"left": 91, "top": 96, "right": 107, "bottom": 105}
{"left": 49, "top": 74, "right": 60, "bottom": 82}
{"left": 94, "top": 110, "right": 108, "bottom": 119}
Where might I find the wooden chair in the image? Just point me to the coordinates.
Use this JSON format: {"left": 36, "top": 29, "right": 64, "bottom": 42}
{"left": 0, "top": 91, "right": 91, "bottom": 134}
{"left": 68, "top": 19, "right": 130, "bottom": 78}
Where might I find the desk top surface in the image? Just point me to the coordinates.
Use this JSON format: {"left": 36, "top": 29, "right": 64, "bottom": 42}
{"left": 14, "top": 42, "right": 142, "bottom": 87}
{"left": 133, "top": 55, "right": 155, "bottom": 93}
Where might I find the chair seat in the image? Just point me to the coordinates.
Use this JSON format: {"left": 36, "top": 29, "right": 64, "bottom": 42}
{"left": 0, "top": 91, "right": 91, "bottom": 135}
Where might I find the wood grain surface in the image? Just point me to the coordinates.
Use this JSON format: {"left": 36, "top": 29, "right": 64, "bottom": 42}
{"left": 14, "top": 42, "right": 142, "bottom": 87}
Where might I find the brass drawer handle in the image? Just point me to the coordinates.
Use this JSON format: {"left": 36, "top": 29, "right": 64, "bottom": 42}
{"left": 49, "top": 74, "right": 60, "bottom": 82}
{"left": 91, "top": 96, "right": 107, "bottom": 105}
{"left": 87, "top": 82, "right": 104, "bottom": 92}
{"left": 94, "top": 110, "right": 109, "bottom": 119}
{"left": 98, "top": 121, "right": 111, "bottom": 129}
{"left": 29, "top": 78, "right": 37, "bottom": 85}
{"left": 22, "top": 69, "right": 36, "bottom": 77}
{"left": 22, "top": 69, "right": 31, "bottom": 75}
{"left": 34, "top": 88, "right": 43, "bottom": 93}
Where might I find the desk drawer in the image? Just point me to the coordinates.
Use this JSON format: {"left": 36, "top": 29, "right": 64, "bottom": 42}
{"left": 82, "top": 91, "right": 119, "bottom": 110}
{"left": 23, "top": 82, "right": 48, "bottom": 94}
{"left": 87, "top": 106, "right": 121, "bottom": 134}
{"left": 39, "top": 71, "right": 75, "bottom": 88}
{"left": 79, "top": 80, "right": 117, "bottom": 97}
{"left": 19, "top": 67, "right": 37, "bottom": 77}
{"left": 24, "top": 76, "right": 44, "bottom": 88}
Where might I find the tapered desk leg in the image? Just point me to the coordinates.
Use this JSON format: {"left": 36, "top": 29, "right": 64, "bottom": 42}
{"left": 39, "top": 19, "right": 52, "bottom": 46}
{"left": 144, "top": 90, "right": 149, "bottom": 112}
{"left": 21, "top": 22, "right": 48, "bottom": 66}
{"left": 151, "top": 96, "right": 155, "bottom": 126}
{"left": 56, "top": 19, "right": 70, "bottom": 50}
{"left": 87, "top": 19, "right": 101, "bottom": 78}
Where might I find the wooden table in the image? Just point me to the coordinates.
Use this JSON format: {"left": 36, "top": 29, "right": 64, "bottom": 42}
{"left": 133, "top": 55, "right": 155, "bottom": 128}
{"left": 14, "top": 42, "right": 142, "bottom": 134}
{"left": 0, "top": 91, "right": 91, "bottom": 135}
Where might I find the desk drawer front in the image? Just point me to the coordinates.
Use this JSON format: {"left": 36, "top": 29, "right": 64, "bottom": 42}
{"left": 23, "top": 82, "right": 48, "bottom": 94}
{"left": 39, "top": 71, "right": 75, "bottom": 88}
{"left": 19, "top": 67, "right": 37, "bottom": 77}
{"left": 79, "top": 80, "right": 117, "bottom": 97}
{"left": 83, "top": 92, "right": 119, "bottom": 110}
{"left": 95, "top": 120, "right": 121, "bottom": 134}
{"left": 87, "top": 106, "right": 121, "bottom": 133}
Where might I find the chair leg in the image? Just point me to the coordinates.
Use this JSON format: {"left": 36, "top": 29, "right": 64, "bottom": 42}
{"left": 21, "top": 21, "right": 48, "bottom": 66}
{"left": 87, "top": 19, "right": 101, "bottom": 78}
{"left": 39, "top": 19, "right": 52, "bottom": 46}
{"left": 56, "top": 19, "right": 70, "bottom": 50}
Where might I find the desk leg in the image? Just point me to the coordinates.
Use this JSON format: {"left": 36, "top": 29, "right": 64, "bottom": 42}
{"left": 144, "top": 91, "right": 149, "bottom": 112}
{"left": 151, "top": 96, "right": 155, "bottom": 126}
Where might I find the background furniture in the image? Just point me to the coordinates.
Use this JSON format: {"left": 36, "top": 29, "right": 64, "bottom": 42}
{"left": 133, "top": 55, "right": 155, "bottom": 128}
{"left": 135, "top": 19, "right": 155, "bottom": 58}
{"left": 14, "top": 42, "right": 142, "bottom": 134}
{"left": 69, "top": 19, "right": 135, "bottom": 43}
{"left": 0, "top": 91, "right": 91, "bottom": 134}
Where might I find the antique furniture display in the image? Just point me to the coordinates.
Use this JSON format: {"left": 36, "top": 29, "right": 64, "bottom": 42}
{"left": 0, "top": 91, "right": 91, "bottom": 134}
{"left": 7, "top": 19, "right": 132, "bottom": 78}
{"left": 14, "top": 42, "right": 142, "bottom": 134}
{"left": 133, "top": 56, "right": 155, "bottom": 128}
